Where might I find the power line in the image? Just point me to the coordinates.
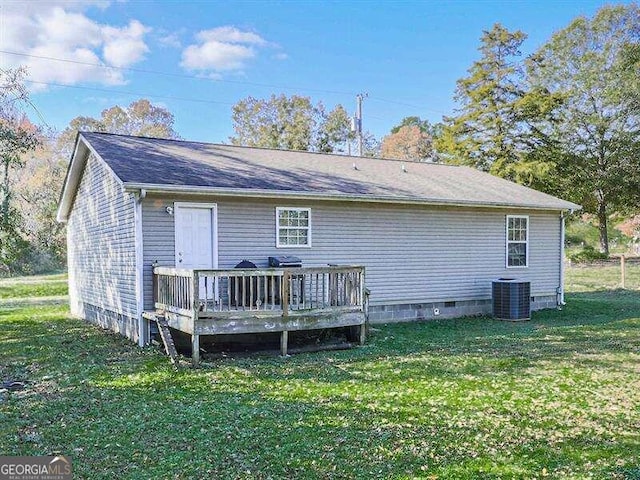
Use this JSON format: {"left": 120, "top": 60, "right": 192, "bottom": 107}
{"left": 368, "top": 96, "right": 447, "bottom": 116}
{"left": 0, "top": 67, "right": 51, "bottom": 127}
{"left": 25, "top": 80, "right": 236, "bottom": 106}
{"left": 1, "top": 49, "right": 356, "bottom": 97}
{"left": 3, "top": 50, "right": 449, "bottom": 118}
{"left": 25, "top": 99, "right": 50, "bottom": 128}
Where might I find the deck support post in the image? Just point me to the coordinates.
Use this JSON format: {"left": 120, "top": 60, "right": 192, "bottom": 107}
{"left": 192, "top": 334, "right": 200, "bottom": 367}
{"left": 359, "top": 323, "right": 366, "bottom": 345}
{"left": 280, "top": 330, "right": 288, "bottom": 357}
{"left": 190, "top": 270, "right": 200, "bottom": 367}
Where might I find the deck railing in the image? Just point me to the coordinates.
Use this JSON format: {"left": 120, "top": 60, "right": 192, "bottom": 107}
{"left": 153, "top": 265, "right": 365, "bottom": 319}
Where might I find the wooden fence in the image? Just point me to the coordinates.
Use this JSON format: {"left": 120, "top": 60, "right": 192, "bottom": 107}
{"left": 565, "top": 255, "right": 640, "bottom": 291}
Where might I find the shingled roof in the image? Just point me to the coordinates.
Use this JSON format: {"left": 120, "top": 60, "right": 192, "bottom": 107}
{"left": 58, "top": 131, "right": 580, "bottom": 221}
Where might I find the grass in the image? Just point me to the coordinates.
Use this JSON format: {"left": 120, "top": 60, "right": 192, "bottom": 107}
{"left": 1, "top": 272, "right": 639, "bottom": 479}
{"left": 566, "top": 263, "right": 640, "bottom": 291}
{"left": 0, "top": 275, "right": 68, "bottom": 299}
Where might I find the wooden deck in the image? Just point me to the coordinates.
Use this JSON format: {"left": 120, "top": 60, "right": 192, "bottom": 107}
{"left": 147, "top": 265, "right": 367, "bottom": 364}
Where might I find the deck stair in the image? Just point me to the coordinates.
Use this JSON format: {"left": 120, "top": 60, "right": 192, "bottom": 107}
{"left": 142, "top": 311, "right": 179, "bottom": 365}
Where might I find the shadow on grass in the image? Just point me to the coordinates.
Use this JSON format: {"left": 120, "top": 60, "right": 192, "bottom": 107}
{"left": 4, "top": 290, "right": 639, "bottom": 383}
{"left": 191, "top": 289, "right": 640, "bottom": 371}
{"left": 2, "top": 295, "right": 639, "bottom": 479}
{"left": 239, "top": 290, "right": 640, "bottom": 383}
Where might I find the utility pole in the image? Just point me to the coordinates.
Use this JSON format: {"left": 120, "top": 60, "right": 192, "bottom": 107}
{"left": 354, "top": 93, "right": 367, "bottom": 157}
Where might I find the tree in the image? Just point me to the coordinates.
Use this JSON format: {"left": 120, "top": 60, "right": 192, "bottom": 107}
{"left": 230, "top": 94, "right": 314, "bottom": 150}
{"left": 316, "top": 104, "right": 352, "bottom": 153}
{"left": 381, "top": 116, "right": 441, "bottom": 161}
{"left": 390, "top": 116, "right": 433, "bottom": 135}
{"left": 7, "top": 98, "right": 181, "bottom": 273}
{"left": 58, "top": 98, "right": 180, "bottom": 157}
{"left": 436, "top": 24, "right": 526, "bottom": 172}
{"left": 14, "top": 132, "right": 67, "bottom": 271}
{"left": 436, "top": 24, "right": 559, "bottom": 182}
{"left": 381, "top": 125, "right": 435, "bottom": 161}
{"left": 0, "top": 68, "right": 39, "bottom": 273}
{"left": 0, "top": 69, "right": 39, "bottom": 224}
{"left": 230, "top": 94, "right": 352, "bottom": 153}
{"left": 361, "top": 131, "right": 381, "bottom": 158}
{"left": 527, "top": 4, "right": 640, "bottom": 253}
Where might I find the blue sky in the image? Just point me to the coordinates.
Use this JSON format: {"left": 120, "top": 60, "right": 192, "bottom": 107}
{"left": 1, "top": 0, "right": 611, "bottom": 143}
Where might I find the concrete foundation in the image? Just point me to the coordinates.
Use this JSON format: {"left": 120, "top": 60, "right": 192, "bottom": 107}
{"left": 368, "top": 295, "right": 558, "bottom": 324}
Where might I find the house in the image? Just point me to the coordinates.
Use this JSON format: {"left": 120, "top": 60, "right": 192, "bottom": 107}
{"left": 57, "top": 132, "right": 580, "bottom": 361}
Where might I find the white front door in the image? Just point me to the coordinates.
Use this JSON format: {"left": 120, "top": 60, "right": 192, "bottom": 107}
{"left": 174, "top": 203, "right": 217, "bottom": 300}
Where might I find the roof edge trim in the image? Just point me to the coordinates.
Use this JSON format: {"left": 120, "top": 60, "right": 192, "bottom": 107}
{"left": 56, "top": 134, "right": 87, "bottom": 223}
{"left": 123, "top": 182, "right": 581, "bottom": 212}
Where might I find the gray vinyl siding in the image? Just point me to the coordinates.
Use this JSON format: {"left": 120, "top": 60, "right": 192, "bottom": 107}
{"left": 142, "top": 196, "right": 561, "bottom": 309}
{"left": 66, "top": 153, "right": 138, "bottom": 337}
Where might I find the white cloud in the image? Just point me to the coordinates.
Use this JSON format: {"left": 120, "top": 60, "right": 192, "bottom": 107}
{"left": 0, "top": 1, "right": 109, "bottom": 17}
{"left": 103, "top": 20, "right": 150, "bottom": 67}
{"left": 182, "top": 41, "right": 255, "bottom": 72}
{"left": 158, "top": 31, "right": 183, "bottom": 49}
{"left": 195, "top": 26, "right": 268, "bottom": 47}
{"left": 0, "top": 1, "right": 150, "bottom": 90}
{"left": 180, "top": 26, "right": 276, "bottom": 73}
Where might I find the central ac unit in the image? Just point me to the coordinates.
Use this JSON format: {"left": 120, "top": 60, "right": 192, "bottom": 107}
{"left": 492, "top": 278, "right": 531, "bottom": 321}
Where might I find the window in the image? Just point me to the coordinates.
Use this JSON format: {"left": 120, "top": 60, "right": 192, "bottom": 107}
{"left": 506, "top": 215, "right": 528, "bottom": 268}
{"left": 276, "top": 208, "right": 311, "bottom": 247}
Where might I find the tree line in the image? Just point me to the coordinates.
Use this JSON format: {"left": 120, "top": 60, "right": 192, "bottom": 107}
{"left": 1, "top": 3, "right": 638, "bottom": 274}
{"left": 0, "top": 73, "right": 181, "bottom": 275}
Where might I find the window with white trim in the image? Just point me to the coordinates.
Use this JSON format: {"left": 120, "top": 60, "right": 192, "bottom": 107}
{"left": 506, "top": 215, "right": 529, "bottom": 267}
{"left": 276, "top": 208, "right": 311, "bottom": 247}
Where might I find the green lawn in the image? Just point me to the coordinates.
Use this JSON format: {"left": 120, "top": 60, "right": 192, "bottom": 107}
{"left": 0, "top": 273, "right": 639, "bottom": 479}
{"left": 0, "top": 274, "right": 68, "bottom": 300}
{"left": 565, "top": 262, "right": 640, "bottom": 292}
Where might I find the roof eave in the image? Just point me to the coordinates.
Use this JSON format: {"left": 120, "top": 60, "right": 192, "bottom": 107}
{"left": 123, "top": 182, "right": 581, "bottom": 212}
{"left": 56, "top": 133, "right": 87, "bottom": 223}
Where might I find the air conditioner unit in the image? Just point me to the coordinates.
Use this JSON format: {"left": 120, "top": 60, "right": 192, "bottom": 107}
{"left": 492, "top": 278, "right": 531, "bottom": 321}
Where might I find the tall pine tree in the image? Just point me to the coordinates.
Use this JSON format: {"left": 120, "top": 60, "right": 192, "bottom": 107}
{"left": 437, "top": 24, "right": 527, "bottom": 174}
{"left": 437, "top": 24, "right": 559, "bottom": 185}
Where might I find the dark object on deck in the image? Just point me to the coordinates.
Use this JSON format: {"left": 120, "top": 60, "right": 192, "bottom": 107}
{"left": 231, "top": 260, "right": 259, "bottom": 307}
{"left": 268, "top": 256, "right": 302, "bottom": 267}
{"left": 268, "top": 256, "right": 303, "bottom": 305}
{"left": 235, "top": 260, "right": 258, "bottom": 269}
{"left": 492, "top": 278, "right": 531, "bottom": 321}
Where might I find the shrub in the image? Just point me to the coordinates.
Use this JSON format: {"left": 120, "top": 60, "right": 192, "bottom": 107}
{"left": 569, "top": 245, "right": 609, "bottom": 263}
